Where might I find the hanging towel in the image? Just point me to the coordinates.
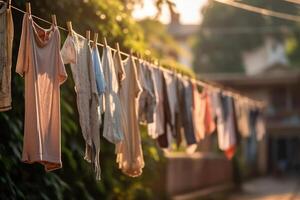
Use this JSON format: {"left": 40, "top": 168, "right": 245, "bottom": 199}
{"left": 115, "top": 54, "right": 144, "bottom": 177}
{"left": 192, "top": 81, "right": 205, "bottom": 142}
{"left": 16, "top": 13, "right": 67, "bottom": 171}
{"left": 147, "top": 68, "right": 165, "bottom": 139}
{"left": 101, "top": 45, "right": 124, "bottom": 144}
{"left": 163, "top": 71, "right": 178, "bottom": 149}
{"left": 182, "top": 78, "right": 197, "bottom": 145}
{"left": 212, "top": 92, "right": 237, "bottom": 160}
{"left": 61, "top": 32, "right": 101, "bottom": 180}
{"left": 0, "top": 3, "right": 14, "bottom": 111}
{"left": 234, "top": 99, "right": 251, "bottom": 138}
{"left": 136, "top": 61, "right": 157, "bottom": 124}
{"left": 156, "top": 70, "right": 172, "bottom": 148}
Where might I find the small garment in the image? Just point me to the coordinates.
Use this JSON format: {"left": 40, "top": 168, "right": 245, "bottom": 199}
{"left": 92, "top": 45, "right": 106, "bottom": 114}
{"left": 0, "top": 4, "right": 14, "bottom": 111}
{"left": 192, "top": 81, "right": 204, "bottom": 142}
{"left": 136, "top": 61, "right": 156, "bottom": 124}
{"left": 102, "top": 45, "right": 123, "bottom": 144}
{"left": 156, "top": 71, "right": 172, "bottom": 148}
{"left": 174, "top": 75, "right": 185, "bottom": 147}
{"left": 61, "top": 32, "right": 101, "bottom": 180}
{"left": 181, "top": 78, "right": 197, "bottom": 145}
{"left": 147, "top": 68, "right": 164, "bottom": 139}
{"left": 234, "top": 100, "right": 251, "bottom": 138}
{"left": 201, "top": 89, "right": 216, "bottom": 135}
{"left": 16, "top": 13, "right": 67, "bottom": 171}
{"left": 212, "top": 92, "right": 237, "bottom": 159}
{"left": 115, "top": 54, "right": 144, "bottom": 177}
{"left": 162, "top": 71, "right": 178, "bottom": 148}
{"left": 255, "top": 111, "right": 266, "bottom": 141}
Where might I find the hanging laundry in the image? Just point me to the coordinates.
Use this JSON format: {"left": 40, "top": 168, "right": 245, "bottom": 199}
{"left": 60, "top": 31, "right": 101, "bottom": 179}
{"left": 0, "top": 3, "right": 13, "bottom": 112}
{"left": 136, "top": 60, "right": 156, "bottom": 124}
{"left": 147, "top": 68, "right": 165, "bottom": 139}
{"left": 101, "top": 45, "right": 123, "bottom": 144}
{"left": 163, "top": 71, "right": 178, "bottom": 148}
{"left": 201, "top": 89, "right": 216, "bottom": 135}
{"left": 255, "top": 110, "right": 266, "bottom": 141}
{"left": 212, "top": 92, "right": 237, "bottom": 160}
{"left": 174, "top": 75, "right": 185, "bottom": 147}
{"left": 192, "top": 81, "right": 205, "bottom": 142}
{"left": 16, "top": 13, "right": 67, "bottom": 171}
{"left": 92, "top": 44, "right": 106, "bottom": 114}
{"left": 234, "top": 99, "right": 251, "bottom": 138}
{"left": 115, "top": 54, "right": 144, "bottom": 177}
{"left": 181, "top": 78, "right": 197, "bottom": 145}
{"left": 156, "top": 70, "right": 172, "bottom": 148}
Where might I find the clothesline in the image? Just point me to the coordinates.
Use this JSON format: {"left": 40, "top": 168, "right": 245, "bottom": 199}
{"left": 3, "top": 0, "right": 265, "bottom": 109}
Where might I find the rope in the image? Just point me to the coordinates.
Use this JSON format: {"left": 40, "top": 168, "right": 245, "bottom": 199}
{"left": 0, "top": 0, "right": 266, "bottom": 108}
{"left": 214, "top": 0, "right": 300, "bottom": 22}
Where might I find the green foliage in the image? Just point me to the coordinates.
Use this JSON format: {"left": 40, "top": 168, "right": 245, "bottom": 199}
{"left": 193, "top": 0, "right": 300, "bottom": 73}
{"left": 0, "top": 0, "right": 166, "bottom": 199}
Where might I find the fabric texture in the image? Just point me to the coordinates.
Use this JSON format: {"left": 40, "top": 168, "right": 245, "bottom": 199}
{"left": 16, "top": 14, "right": 67, "bottom": 171}
{"left": 92, "top": 45, "right": 106, "bottom": 116}
{"left": 234, "top": 100, "right": 251, "bottom": 138}
{"left": 212, "top": 92, "right": 237, "bottom": 159}
{"left": 61, "top": 32, "right": 101, "bottom": 180}
{"left": 102, "top": 46, "right": 123, "bottom": 144}
{"left": 136, "top": 61, "right": 156, "bottom": 124}
{"left": 163, "top": 71, "right": 178, "bottom": 148}
{"left": 115, "top": 54, "right": 144, "bottom": 177}
{"left": 181, "top": 78, "right": 197, "bottom": 145}
{"left": 192, "top": 81, "right": 204, "bottom": 142}
{"left": 201, "top": 89, "right": 216, "bottom": 135}
{"left": 0, "top": 5, "right": 14, "bottom": 111}
{"left": 147, "top": 68, "right": 164, "bottom": 139}
{"left": 156, "top": 70, "right": 172, "bottom": 148}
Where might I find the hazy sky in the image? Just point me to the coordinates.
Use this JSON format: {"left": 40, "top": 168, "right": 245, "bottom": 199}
{"left": 132, "top": 0, "right": 208, "bottom": 25}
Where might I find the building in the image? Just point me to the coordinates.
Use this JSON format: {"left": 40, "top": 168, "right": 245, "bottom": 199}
{"left": 202, "top": 66, "right": 300, "bottom": 175}
{"left": 167, "top": 11, "right": 198, "bottom": 68}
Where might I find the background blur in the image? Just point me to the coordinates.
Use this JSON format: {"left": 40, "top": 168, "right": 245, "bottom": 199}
{"left": 1, "top": 0, "right": 300, "bottom": 199}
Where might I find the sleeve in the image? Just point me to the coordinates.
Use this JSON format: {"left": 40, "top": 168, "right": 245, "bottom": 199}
{"left": 61, "top": 36, "right": 77, "bottom": 64}
{"left": 15, "top": 14, "right": 30, "bottom": 77}
{"left": 57, "top": 33, "right": 68, "bottom": 84}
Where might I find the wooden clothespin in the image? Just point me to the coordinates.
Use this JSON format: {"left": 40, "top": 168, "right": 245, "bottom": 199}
{"left": 103, "top": 37, "right": 108, "bottom": 47}
{"left": 86, "top": 30, "right": 90, "bottom": 41}
{"left": 26, "top": 2, "right": 31, "bottom": 14}
{"left": 93, "top": 32, "right": 98, "bottom": 47}
{"left": 51, "top": 14, "right": 57, "bottom": 26}
{"left": 66, "top": 21, "right": 73, "bottom": 36}
{"left": 115, "top": 42, "right": 120, "bottom": 52}
{"left": 8, "top": 0, "right": 11, "bottom": 9}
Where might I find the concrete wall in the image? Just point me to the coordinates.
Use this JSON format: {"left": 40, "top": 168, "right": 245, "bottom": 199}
{"left": 166, "top": 152, "right": 233, "bottom": 196}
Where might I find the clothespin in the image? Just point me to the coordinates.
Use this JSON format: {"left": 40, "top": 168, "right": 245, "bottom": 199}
{"left": 26, "top": 2, "right": 31, "bottom": 14}
{"left": 86, "top": 30, "right": 90, "bottom": 41}
{"left": 93, "top": 32, "right": 98, "bottom": 47}
{"left": 115, "top": 42, "right": 120, "bottom": 52}
{"left": 8, "top": 0, "right": 11, "bottom": 9}
{"left": 66, "top": 21, "right": 73, "bottom": 36}
{"left": 51, "top": 14, "right": 57, "bottom": 26}
{"left": 103, "top": 37, "right": 108, "bottom": 47}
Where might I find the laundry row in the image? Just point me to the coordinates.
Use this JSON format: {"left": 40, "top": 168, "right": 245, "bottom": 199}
{"left": 0, "top": 3, "right": 265, "bottom": 181}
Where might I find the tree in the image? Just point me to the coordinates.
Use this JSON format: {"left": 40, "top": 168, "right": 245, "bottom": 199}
{"left": 193, "top": 0, "right": 300, "bottom": 73}
{"left": 0, "top": 0, "right": 165, "bottom": 199}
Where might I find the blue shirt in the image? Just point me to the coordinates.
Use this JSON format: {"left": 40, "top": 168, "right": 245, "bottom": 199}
{"left": 92, "top": 46, "right": 106, "bottom": 95}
